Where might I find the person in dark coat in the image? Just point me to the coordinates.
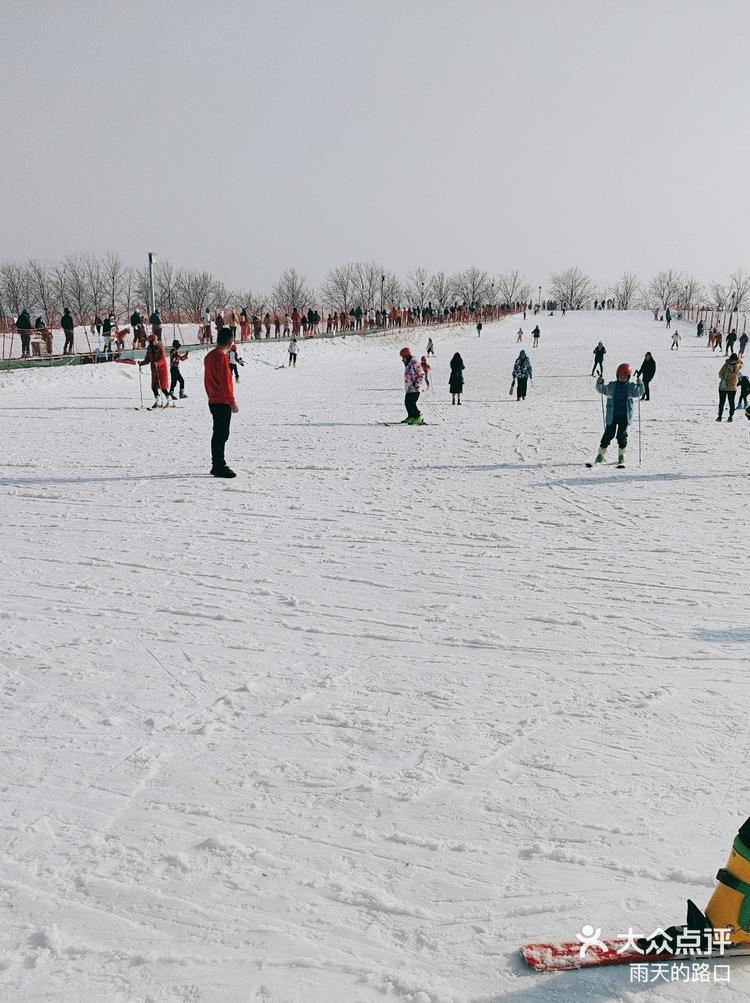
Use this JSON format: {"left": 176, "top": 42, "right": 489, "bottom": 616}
{"left": 15, "top": 308, "right": 32, "bottom": 357}
{"left": 61, "top": 307, "right": 75, "bottom": 355}
{"left": 449, "top": 352, "right": 465, "bottom": 404}
{"left": 634, "top": 352, "right": 656, "bottom": 401}
{"left": 591, "top": 341, "right": 606, "bottom": 376}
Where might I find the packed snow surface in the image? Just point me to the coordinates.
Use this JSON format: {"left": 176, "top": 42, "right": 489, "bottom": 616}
{"left": 1, "top": 311, "right": 748, "bottom": 1002}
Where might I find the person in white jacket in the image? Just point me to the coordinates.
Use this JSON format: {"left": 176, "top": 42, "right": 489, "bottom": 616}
{"left": 288, "top": 336, "right": 299, "bottom": 367}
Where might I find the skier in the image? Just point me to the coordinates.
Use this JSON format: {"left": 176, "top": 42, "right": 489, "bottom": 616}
{"left": 15, "top": 308, "right": 32, "bottom": 358}
{"left": 204, "top": 327, "right": 238, "bottom": 477}
{"left": 516, "top": 327, "right": 524, "bottom": 343}
{"left": 476, "top": 321, "right": 483, "bottom": 337}
{"left": 130, "top": 307, "right": 145, "bottom": 347}
{"left": 203, "top": 306, "right": 212, "bottom": 343}
{"left": 61, "top": 307, "right": 75, "bottom": 355}
{"left": 591, "top": 341, "right": 606, "bottom": 376}
{"left": 399, "top": 347, "right": 424, "bottom": 424}
{"left": 511, "top": 350, "right": 533, "bottom": 401}
{"left": 426, "top": 336, "right": 434, "bottom": 357}
{"left": 726, "top": 329, "right": 738, "bottom": 356}
{"left": 717, "top": 352, "right": 743, "bottom": 422}
{"left": 420, "top": 355, "right": 431, "bottom": 389}
{"left": 665, "top": 307, "right": 672, "bottom": 328}
{"left": 697, "top": 319, "right": 705, "bottom": 338}
{"left": 102, "top": 313, "right": 114, "bottom": 354}
{"left": 715, "top": 329, "right": 723, "bottom": 353}
{"left": 738, "top": 373, "right": 750, "bottom": 410}
{"left": 449, "top": 352, "right": 464, "bottom": 404}
{"left": 740, "top": 332, "right": 749, "bottom": 358}
{"left": 591, "top": 363, "right": 644, "bottom": 467}
{"left": 139, "top": 333, "right": 173, "bottom": 408}
{"left": 288, "top": 335, "right": 299, "bottom": 367}
{"left": 634, "top": 351, "right": 656, "bottom": 401}
{"left": 532, "top": 325, "right": 540, "bottom": 348}
{"left": 670, "top": 329, "right": 680, "bottom": 350}
{"left": 228, "top": 344, "right": 244, "bottom": 382}
{"left": 170, "top": 340, "right": 188, "bottom": 398}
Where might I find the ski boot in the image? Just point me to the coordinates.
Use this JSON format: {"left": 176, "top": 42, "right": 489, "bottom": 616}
{"left": 617, "top": 450, "right": 625, "bottom": 468}
{"left": 180, "top": 391, "right": 187, "bottom": 399}
{"left": 401, "top": 417, "right": 411, "bottom": 424}
{"left": 411, "top": 416, "right": 426, "bottom": 426}
{"left": 150, "top": 400, "right": 161, "bottom": 410}
{"left": 594, "top": 448, "right": 606, "bottom": 464}
{"left": 701, "top": 816, "right": 750, "bottom": 945}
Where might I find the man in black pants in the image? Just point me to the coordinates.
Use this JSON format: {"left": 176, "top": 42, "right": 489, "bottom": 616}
{"left": 591, "top": 341, "right": 606, "bottom": 376}
{"left": 634, "top": 352, "right": 656, "bottom": 400}
{"left": 204, "top": 327, "right": 238, "bottom": 477}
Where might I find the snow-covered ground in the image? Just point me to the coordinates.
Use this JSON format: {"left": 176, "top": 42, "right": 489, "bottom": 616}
{"left": 2, "top": 310, "right": 748, "bottom": 1002}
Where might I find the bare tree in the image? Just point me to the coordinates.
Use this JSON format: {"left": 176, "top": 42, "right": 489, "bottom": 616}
{"left": 727, "top": 269, "right": 750, "bottom": 311}
{"left": 496, "top": 268, "right": 531, "bottom": 307}
{"left": 709, "top": 281, "right": 730, "bottom": 310}
{"left": 272, "top": 267, "right": 312, "bottom": 310}
{"left": 382, "top": 271, "right": 402, "bottom": 307}
{"left": 0, "top": 262, "right": 35, "bottom": 316}
{"left": 648, "top": 269, "right": 684, "bottom": 311}
{"left": 404, "top": 267, "right": 430, "bottom": 311}
{"left": 121, "top": 265, "right": 137, "bottom": 315}
{"left": 83, "top": 253, "right": 107, "bottom": 318}
{"left": 321, "top": 263, "right": 356, "bottom": 311}
{"left": 351, "top": 260, "right": 383, "bottom": 309}
{"left": 179, "top": 270, "right": 219, "bottom": 319}
{"left": 682, "top": 274, "right": 703, "bottom": 310}
{"left": 28, "top": 259, "right": 57, "bottom": 323}
{"left": 548, "top": 266, "right": 595, "bottom": 309}
{"left": 102, "top": 252, "right": 126, "bottom": 316}
{"left": 429, "top": 270, "right": 453, "bottom": 313}
{"left": 155, "top": 259, "right": 180, "bottom": 317}
{"left": 613, "top": 271, "right": 639, "bottom": 310}
{"left": 452, "top": 266, "right": 489, "bottom": 306}
{"left": 64, "top": 254, "right": 93, "bottom": 324}
{"left": 50, "top": 260, "right": 70, "bottom": 317}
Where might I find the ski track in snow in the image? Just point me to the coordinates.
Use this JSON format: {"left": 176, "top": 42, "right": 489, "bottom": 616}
{"left": 1, "top": 312, "right": 748, "bottom": 1001}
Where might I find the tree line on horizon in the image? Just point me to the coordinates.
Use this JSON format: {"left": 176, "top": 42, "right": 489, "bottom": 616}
{"left": 1, "top": 255, "right": 749, "bottom": 327}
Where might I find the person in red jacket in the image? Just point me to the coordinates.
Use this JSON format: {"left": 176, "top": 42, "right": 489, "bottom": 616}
{"left": 139, "top": 334, "right": 173, "bottom": 408}
{"left": 204, "top": 327, "right": 239, "bottom": 477}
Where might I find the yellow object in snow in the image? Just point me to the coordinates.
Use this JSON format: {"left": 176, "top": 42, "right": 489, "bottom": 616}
{"left": 704, "top": 822, "right": 750, "bottom": 944}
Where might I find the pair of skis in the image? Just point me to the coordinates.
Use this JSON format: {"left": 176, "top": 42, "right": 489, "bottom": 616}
{"left": 521, "top": 939, "right": 750, "bottom": 971}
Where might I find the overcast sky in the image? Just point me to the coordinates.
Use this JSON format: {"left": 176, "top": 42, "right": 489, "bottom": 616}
{"left": 5, "top": 0, "right": 748, "bottom": 295}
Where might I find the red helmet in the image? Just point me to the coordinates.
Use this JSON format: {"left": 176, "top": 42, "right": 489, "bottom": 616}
{"left": 147, "top": 333, "right": 157, "bottom": 342}
{"left": 399, "top": 347, "right": 411, "bottom": 358}
{"left": 616, "top": 363, "right": 632, "bottom": 380}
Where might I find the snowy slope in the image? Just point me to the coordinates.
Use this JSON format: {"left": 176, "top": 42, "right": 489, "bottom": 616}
{"left": 1, "top": 311, "right": 749, "bottom": 1002}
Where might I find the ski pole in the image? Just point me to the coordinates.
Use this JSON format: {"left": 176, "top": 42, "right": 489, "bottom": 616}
{"left": 638, "top": 398, "right": 642, "bottom": 465}
{"left": 600, "top": 393, "right": 605, "bottom": 427}
{"left": 138, "top": 363, "right": 144, "bottom": 408}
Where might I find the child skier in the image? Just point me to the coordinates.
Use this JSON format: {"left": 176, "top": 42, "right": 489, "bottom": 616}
{"left": 738, "top": 372, "right": 750, "bottom": 410}
{"left": 139, "top": 333, "right": 173, "bottom": 408}
{"left": 426, "top": 336, "right": 434, "bottom": 356}
{"left": 288, "top": 336, "right": 299, "bottom": 367}
{"left": 670, "top": 329, "right": 681, "bottom": 350}
{"left": 591, "top": 363, "right": 644, "bottom": 468}
{"left": 516, "top": 327, "right": 523, "bottom": 342}
{"left": 532, "top": 325, "right": 540, "bottom": 347}
{"left": 420, "top": 355, "right": 431, "bottom": 389}
{"left": 170, "top": 340, "right": 188, "bottom": 398}
{"left": 228, "top": 345, "right": 244, "bottom": 382}
{"left": 510, "top": 350, "right": 533, "bottom": 400}
{"left": 399, "top": 347, "right": 424, "bottom": 424}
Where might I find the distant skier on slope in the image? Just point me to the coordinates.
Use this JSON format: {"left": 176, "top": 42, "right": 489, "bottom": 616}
{"left": 516, "top": 327, "right": 523, "bottom": 342}
{"left": 426, "top": 336, "right": 434, "bottom": 357}
{"left": 510, "top": 350, "right": 532, "bottom": 401}
{"left": 288, "top": 335, "right": 299, "bottom": 367}
{"left": 532, "top": 325, "right": 540, "bottom": 348}
{"left": 591, "top": 363, "right": 644, "bottom": 467}
{"left": 420, "top": 355, "right": 431, "bottom": 389}
{"left": 476, "top": 321, "right": 483, "bottom": 337}
{"left": 399, "top": 347, "right": 424, "bottom": 424}
{"left": 139, "top": 333, "right": 174, "bottom": 408}
{"left": 449, "top": 352, "right": 464, "bottom": 404}
{"left": 726, "top": 328, "right": 738, "bottom": 356}
{"left": 670, "top": 329, "right": 680, "bottom": 351}
{"left": 591, "top": 341, "right": 606, "bottom": 376}
{"left": 634, "top": 351, "right": 656, "bottom": 401}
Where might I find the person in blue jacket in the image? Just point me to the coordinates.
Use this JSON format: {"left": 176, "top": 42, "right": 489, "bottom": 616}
{"left": 592, "top": 362, "right": 644, "bottom": 466}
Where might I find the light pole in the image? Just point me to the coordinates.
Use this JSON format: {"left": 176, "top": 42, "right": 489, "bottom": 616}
{"left": 147, "top": 252, "right": 157, "bottom": 317}
{"left": 538, "top": 285, "right": 541, "bottom": 309}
